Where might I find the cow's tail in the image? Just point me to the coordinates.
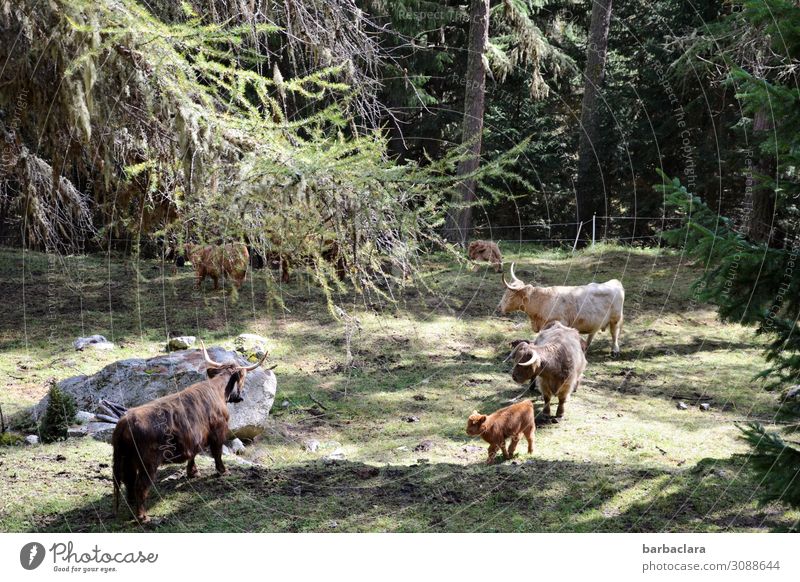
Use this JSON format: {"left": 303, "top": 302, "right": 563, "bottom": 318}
{"left": 112, "top": 438, "right": 123, "bottom": 515}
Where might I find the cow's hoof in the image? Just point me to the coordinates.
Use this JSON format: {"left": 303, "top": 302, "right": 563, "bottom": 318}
{"left": 611, "top": 350, "right": 621, "bottom": 359}
{"left": 550, "top": 417, "right": 560, "bottom": 424}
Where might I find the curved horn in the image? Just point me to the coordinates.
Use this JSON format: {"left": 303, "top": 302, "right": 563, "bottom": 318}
{"left": 503, "top": 262, "right": 524, "bottom": 290}
{"left": 200, "top": 340, "right": 224, "bottom": 368}
{"left": 241, "top": 350, "right": 269, "bottom": 371}
{"left": 518, "top": 352, "right": 540, "bottom": 367}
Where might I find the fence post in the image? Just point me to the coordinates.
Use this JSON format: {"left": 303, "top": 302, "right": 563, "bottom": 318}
{"left": 572, "top": 221, "right": 583, "bottom": 253}
{"left": 592, "top": 213, "right": 596, "bottom": 247}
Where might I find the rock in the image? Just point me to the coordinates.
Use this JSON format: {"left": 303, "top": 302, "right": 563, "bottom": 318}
{"left": 222, "top": 445, "right": 232, "bottom": 456}
{"left": 166, "top": 336, "right": 196, "bottom": 351}
{"left": 86, "top": 422, "right": 117, "bottom": 442}
{"left": 234, "top": 333, "right": 269, "bottom": 361}
{"left": 74, "top": 335, "right": 115, "bottom": 351}
{"left": 323, "top": 448, "right": 346, "bottom": 461}
{"left": 304, "top": 439, "right": 320, "bottom": 452}
{"left": 462, "top": 445, "right": 481, "bottom": 453}
{"left": 67, "top": 425, "right": 88, "bottom": 438}
{"left": 404, "top": 415, "right": 420, "bottom": 423}
{"left": 676, "top": 401, "right": 688, "bottom": 410}
{"left": 32, "top": 346, "right": 278, "bottom": 440}
{"left": 785, "top": 385, "right": 800, "bottom": 400}
{"left": 228, "top": 438, "right": 245, "bottom": 455}
{"left": 413, "top": 440, "right": 433, "bottom": 452}
{"left": 281, "top": 400, "right": 290, "bottom": 408}
{"left": 74, "top": 411, "right": 96, "bottom": 424}
{"left": 24, "top": 435, "right": 39, "bottom": 445}
{"left": 699, "top": 402, "right": 711, "bottom": 411}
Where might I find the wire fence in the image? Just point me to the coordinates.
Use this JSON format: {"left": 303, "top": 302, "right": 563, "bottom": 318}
{"left": 444, "top": 215, "right": 685, "bottom": 249}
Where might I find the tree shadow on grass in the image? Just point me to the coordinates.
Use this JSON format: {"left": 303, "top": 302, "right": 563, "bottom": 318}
{"left": 34, "top": 454, "right": 794, "bottom": 533}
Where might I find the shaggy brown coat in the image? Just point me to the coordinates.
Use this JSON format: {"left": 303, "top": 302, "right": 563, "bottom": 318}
{"left": 468, "top": 240, "right": 503, "bottom": 272}
{"left": 466, "top": 400, "right": 535, "bottom": 464}
{"left": 185, "top": 242, "right": 249, "bottom": 289}
{"left": 509, "top": 321, "right": 587, "bottom": 421}
{"left": 112, "top": 345, "right": 266, "bottom": 522}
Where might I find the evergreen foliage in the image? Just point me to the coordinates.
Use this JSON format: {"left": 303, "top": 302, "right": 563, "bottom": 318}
{"left": 39, "top": 384, "right": 78, "bottom": 444}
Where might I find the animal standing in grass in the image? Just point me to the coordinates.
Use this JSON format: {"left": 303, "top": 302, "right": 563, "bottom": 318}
{"left": 466, "top": 400, "right": 535, "bottom": 464}
{"left": 509, "top": 321, "right": 587, "bottom": 422}
{"left": 111, "top": 343, "right": 268, "bottom": 522}
{"left": 184, "top": 242, "right": 249, "bottom": 290}
{"left": 500, "top": 263, "right": 625, "bottom": 355}
{"left": 468, "top": 240, "right": 503, "bottom": 272}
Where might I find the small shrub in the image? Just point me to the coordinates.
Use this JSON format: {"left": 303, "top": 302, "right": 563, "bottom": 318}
{"left": 39, "top": 384, "right": 77, "bottom": 443}
{"left": 0, "top": 432, "right": 24, "bottom": 446}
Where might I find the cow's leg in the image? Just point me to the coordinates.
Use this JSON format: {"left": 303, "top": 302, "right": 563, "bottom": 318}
{"left": 209, "top": 431, "right": 227, "bottom": 475}
{"left": 584, "top": 332, "right": 596, "bottom": 351}
{"left": 195, "top": 269, "right": 204, "bottom": 289}
{"left": 500, "top": 439, "right": 510, "bottom": 461}
{"left": 554, "top": 382, "right": 571, "bottom": 420}
{"left": 211, "top": 274, "right": 219, "bottom": 290}
{"left": 610, "top": 317, "right": 622, "bottom": 357}
{"left": 186, "top": 456, "right": 198, "bottom": 478}
{"left": 507, "top": 435, "right": 520, "bottom": 458}
{"left": 487, "top": 444, "right": 499, "bottom": 465}
{"left": 555, "top": 396, "right": 567, "bottom": 419}
{"left": 523, "top": 426, "right": 534, "bottom": 454}
{"left": 134, "top": 461, "right": 158, "bottom": 523}
{"left": 540, "top": 390, "right": 552, "bottom": 420}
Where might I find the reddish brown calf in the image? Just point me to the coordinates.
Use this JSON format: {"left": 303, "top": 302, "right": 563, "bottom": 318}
{"left": 466, "top": 400, "right": 535, "bottom": 464}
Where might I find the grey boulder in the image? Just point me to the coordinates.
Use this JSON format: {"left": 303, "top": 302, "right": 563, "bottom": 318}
{"left": 166, "top": 336, "right": 196, "bottom": 351}
{"left": 74, "top": 335, "right": 115, "bottom": 351}
{"left": 34, "top": 347, "right": 277, "bottom": 440}
{"left": 234, "top": 333, "right": 269, "bottom": 360}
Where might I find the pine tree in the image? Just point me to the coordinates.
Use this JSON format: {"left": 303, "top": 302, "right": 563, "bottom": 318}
{"left": 39, "top": 384, "right": 77, "bottom": 443}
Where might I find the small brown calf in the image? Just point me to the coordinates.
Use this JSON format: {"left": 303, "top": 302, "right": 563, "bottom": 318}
{"left": 466, "top": 400, "right": 535, "bottom": 464}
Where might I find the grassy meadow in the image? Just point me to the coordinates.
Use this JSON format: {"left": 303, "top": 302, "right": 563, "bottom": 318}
{"left": 0, "top": 243, "right": 797, "bottom": 532}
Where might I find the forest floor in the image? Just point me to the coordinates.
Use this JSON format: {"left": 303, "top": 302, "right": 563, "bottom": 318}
{"left": 1, "top": 243, "right": 798, "bottom": 532}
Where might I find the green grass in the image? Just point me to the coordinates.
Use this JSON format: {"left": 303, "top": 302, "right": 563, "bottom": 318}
{"left": 0, "top": 243, "right": 797, "bottom": 532}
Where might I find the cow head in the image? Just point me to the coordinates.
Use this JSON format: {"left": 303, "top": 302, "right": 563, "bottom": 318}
{"left": 466, "top": 411, "right": 487, "bottom": 435}
{"left": 509, "top": 340, "right": 543, "bottom": 384}
{"left": 499, "top": 263, "right": 529, "bottom": 313}
{"left": 200, "top": 341, "right": 268, "bottom": 403}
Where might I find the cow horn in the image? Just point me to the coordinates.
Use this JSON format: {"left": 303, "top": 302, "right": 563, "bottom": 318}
{"left": 241, "top": 351, "right": 269, "bottom": 371}
{"left": 518, "top": 353, "right": 540, "bottom": 367}
{"left": 200, "top": 340, "right": 224, "bottom": 368}
{"left": 503, "top": 262, "right": 524, "bottom": 290}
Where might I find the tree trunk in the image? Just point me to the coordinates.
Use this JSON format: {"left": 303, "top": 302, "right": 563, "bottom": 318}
{"left": 748, "top": 107, "right": 775, "bottom": 244}
{"left": 445, "top": 0, "right": 490, "bottom": 245}
{"left": 575, "top": 0, "right": 613, "bottom": 238}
